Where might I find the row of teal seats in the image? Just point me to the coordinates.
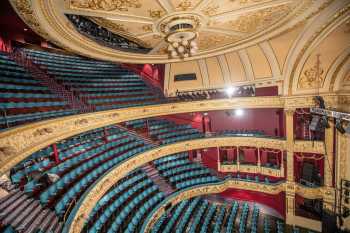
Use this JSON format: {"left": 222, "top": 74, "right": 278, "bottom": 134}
{"left": 57, "top": 76, "right": 142, "bottom": 82}
{"left": 23, "top": 49, "right": 118, "bottom": 66}
{"left": 93, "top": 100, "right": 159, "bottom": 111}
{"left": 149, "top": 124, "right": 192, "bottom": 136}
{"left": 0, "top": 64, "right": 27, "bottom": 74}
{"left": 152, "top": 152, "right": 188, "bottom": 166}
{"left": 87, "top": 95, "right": 154, "bottom": 104}
{"left": 88, "top": 170, "right": 147, "bottom": 222}
{"left": 161, "top": 163, "right": 203, "bottom": 177}
{"left": 54, "top": 144, "right": 155, "bottom": 217}
{"left": 200, "top": 204, "right": 217, "bottom": 233}
{"left": 0, "top": 92, "right": 58, "bottom": 99}
{"left": 73, "top": 86, "right": 149, "bottom": 92}
{"left": 239, "top": 202, "right": 250, "bottom": 233}
{"left": 65, "top": 81, "right": 146, "bottom": 87}
{"left": 188, "top": 200, "right": 209, "bottom": 233}
{"left": 169, "top": 170, "right": 212, "bottom": 183}
{"left": 212, "top": 205, "right": 226, "bottom": 233}
{"left": 81, "top": 90, "right": 152, "bottom": 98}
{"left": 250, "top": 205, "right": 260, "bottom": 233}
{"left": 162, "top": 200, "right": 189, "bottom": 233}
{"left": 175, "top": 198, "right": 201, "bottom": 233}
{"left": 124, "top": 191, "right": 166, "bottom": 233}
{"left": 156, "top": 159, "right": 191, "bottom": 171}
{"left": 161, "top": 133, "right": 205, "bottom": 144}
{"left": 107, "top": 189, "right": 164, "bottom": 233}
{"left": 149, "top": 122, "right": 175, "bottom": 130}
{"left": 62, "top": 79, "right": 145, "bottom": 86}
{"left": 11, "top": 127, "right": 124, "bottom": 180}
{"left": 40, "top": 140, "right": 149, "bottom": 205}
{"left": 48, "top": 135, "right": 134, "bottom": 175}
{"left": 156, "top": 128, "right": 199, "bottom": 139}
{"left": 175, "top": 176, "right": 221, "bottom": 189}
{"left": 0, "top": 83, "right": 49, "bottom": 91}
{"left": 0, "top": 70, "right": 32, "bottom": 79}
{"left": 0, "top": 101, "right": 66, "bottom": 109}
{"left": 87, "top": 179, "right": 154, "bottom": 232}
{"left": 226, "top": 201, "right": 240, "bottom": 233}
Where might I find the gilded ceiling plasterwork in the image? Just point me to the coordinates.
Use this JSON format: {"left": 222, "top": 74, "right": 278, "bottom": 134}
{"left": 9, "top": 0, "right": 344, "bottom": 63}
{"left": 298, "top": 55, "right": 325, "bottom": 89}
{"left": 203, "top": 0, "right": 269, "bottom": 16}
{"left": 70, "top": 0, "right": 142, "bottom": 11}
{"left": 227, "top": 4, "right": 294, "bottom": 33}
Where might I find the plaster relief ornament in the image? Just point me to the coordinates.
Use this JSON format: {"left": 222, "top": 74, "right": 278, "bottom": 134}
{"left": 71, "top": 0, "right": 142, "bottom": 11}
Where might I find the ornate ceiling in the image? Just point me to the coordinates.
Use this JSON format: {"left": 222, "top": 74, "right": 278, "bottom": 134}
{"left": 9, "top": 0, "right": 331, "bottom": 63}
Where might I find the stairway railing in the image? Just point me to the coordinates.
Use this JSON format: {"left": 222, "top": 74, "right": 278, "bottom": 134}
{"left": 8, "top": 48, "right": 95, "bottom": 113}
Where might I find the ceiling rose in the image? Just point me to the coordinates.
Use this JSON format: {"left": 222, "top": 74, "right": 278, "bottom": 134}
{"left": 9, "top": 0, "right": 324, "bottom": 63}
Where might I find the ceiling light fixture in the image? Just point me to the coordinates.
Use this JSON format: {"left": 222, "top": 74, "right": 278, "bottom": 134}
{"left": 164, "top": 17, "right": 199, "bottom": 59}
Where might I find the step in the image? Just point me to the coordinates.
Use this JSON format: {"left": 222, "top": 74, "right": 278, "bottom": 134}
{"left": 24, "top": 209, "right": 49, "bottom": 233}
{"left": 3, "top": 199, "right": 33, "bottom": 225}
{"left": 1, "top": 193, "right": 28, "bottom": 216}
{"left": 17, "top": 203, "right": 43, "bottom": 232}
{"left": 12, "top": 201, "right": 40, "bottom": 228}
{"left": 0, "top": 190, "right": 22, "bottom": 209}
{"left": 39, "top": 211, "right": 56, "bottom": 232}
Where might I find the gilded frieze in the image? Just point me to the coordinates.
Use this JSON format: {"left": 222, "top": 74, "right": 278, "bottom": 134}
{"left": 70, "top": 0, "right": 142, "bottom": 11}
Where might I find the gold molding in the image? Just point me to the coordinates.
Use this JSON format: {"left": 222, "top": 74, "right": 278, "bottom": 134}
{"left": 1, "top": 94, "right": 347, "bottom": 176}
{"left": 0, "top": 97, "right": 284, "bottom": 175}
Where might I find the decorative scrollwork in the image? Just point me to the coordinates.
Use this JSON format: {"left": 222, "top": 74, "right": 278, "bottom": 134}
{"left": 70, "top": 0, "right": 142, "bottom": 12}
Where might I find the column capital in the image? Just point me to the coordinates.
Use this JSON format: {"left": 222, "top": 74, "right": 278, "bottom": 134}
{"left": 284, "top": 108, "right": 296, "bottom": 115}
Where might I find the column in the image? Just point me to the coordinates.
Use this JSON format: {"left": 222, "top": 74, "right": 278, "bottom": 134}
{"left": 237, "top": 147, "right": 240, "bottom": 170}
{"left": 324, "top": 119, "right": 335, "bottom": 187}
{"left": 285, "top": 109, "right": 295, "bottom": 182}
{"left": 52, "top": 144, "right": 59, "bottom": 164}
{"left": 280, "top": 151, "right": 284, "bottom": 176}
{"left": 323, "top": 120, "right": 336, "bottom": 214}
{"left": 284, "top": 108, "right": 296, "bottom": 225}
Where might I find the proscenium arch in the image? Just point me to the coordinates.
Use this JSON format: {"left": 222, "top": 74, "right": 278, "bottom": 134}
{"left": 0, "top": 97, "right": 286, "bottom": 175}
{"left": 65, "top": 136, "right": 325, "bottom": 233}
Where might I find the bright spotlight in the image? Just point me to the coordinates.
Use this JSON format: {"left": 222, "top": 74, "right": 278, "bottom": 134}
{"left": 235, "top": 109, "right": 244, "bottom": 117}
{"left": 225, "top": 86, "right": 236, "bottom": 97}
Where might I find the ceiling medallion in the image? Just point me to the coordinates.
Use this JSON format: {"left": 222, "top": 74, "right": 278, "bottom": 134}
{"left": 160, "top": 15, "right": 202, "bottom": 59}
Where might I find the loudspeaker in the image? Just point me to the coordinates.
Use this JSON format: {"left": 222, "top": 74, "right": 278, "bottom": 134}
{"left": 310, "top": 116, "right": 321, "bottom": 131}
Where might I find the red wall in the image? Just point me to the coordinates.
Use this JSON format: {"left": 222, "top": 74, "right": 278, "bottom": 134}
{"left": 162, "top": 109, "right": 285, "bottom": 137}
{"left": 220, "top": 188, "right": 286, "bottom": 217}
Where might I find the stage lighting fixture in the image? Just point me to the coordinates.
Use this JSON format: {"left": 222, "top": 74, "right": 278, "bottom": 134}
{"left": 309, "top": 115, "right": 321, "bottom": 131}
{"left": 345, "top": 123, "right": 350, "bottom": 134}
{"left": 225, "top": 86, "right": 236, "bottom": 97}
{"left": 320, "top": 116, "right": 330, "bottom": 128}
{"left": 235, "top": 109, "right": 244, "bottom": 117}
{"left": 310, "top": 115, "right": 329, "bottom": 132}
{"left": 315, "top": 96, "right": 326, "bottom": 109}
{"left": 335, "top": 119, "right": 345, "bottom": 134}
